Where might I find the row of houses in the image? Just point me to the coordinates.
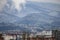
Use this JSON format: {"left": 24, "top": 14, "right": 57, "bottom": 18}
{"left": 0, "top": 30, "right": 59, "bottom": 40}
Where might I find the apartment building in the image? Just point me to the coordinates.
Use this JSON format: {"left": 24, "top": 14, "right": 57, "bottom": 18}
{"left": 0, "top": 30, "right": 56, "bottom": 40}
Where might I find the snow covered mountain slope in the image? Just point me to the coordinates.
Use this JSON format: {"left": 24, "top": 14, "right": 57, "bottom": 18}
{"left": 0, "top": 1, "right": 60, "bottom": 32}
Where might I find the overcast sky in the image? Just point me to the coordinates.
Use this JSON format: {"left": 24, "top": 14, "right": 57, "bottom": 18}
{"left": 0, "top": 0, "right": 7, "bottom": 11}
{"left": 29, "top": 0, "right": 60, "bottom": 4}
{"left": 0, "top": 0, "right": 60, "bottom": 12}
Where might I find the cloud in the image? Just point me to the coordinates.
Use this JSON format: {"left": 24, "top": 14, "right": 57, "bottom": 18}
{"left": 12, "top": 0, "right": 26, "bottom": 11}
{"left": 0, "top": 0, "right": 7, "bottom": 12}
{"left": 28, "top": 0, "right": 60, "bottom": 4}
